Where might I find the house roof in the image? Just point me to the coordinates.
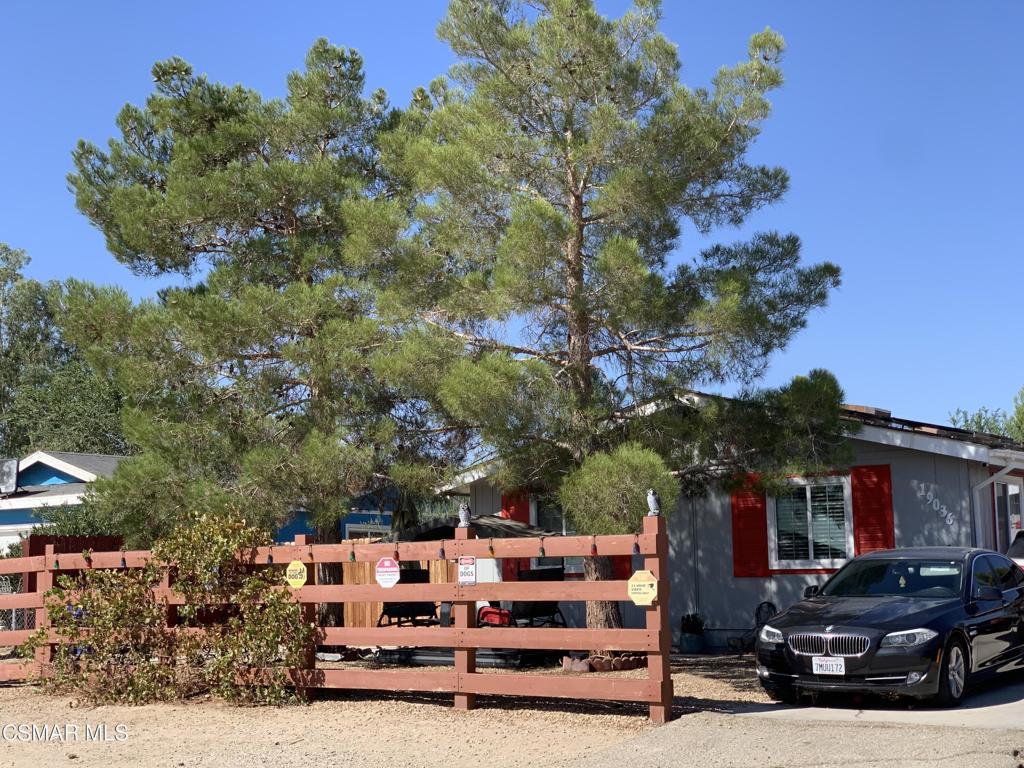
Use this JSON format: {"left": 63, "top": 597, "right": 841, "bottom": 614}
{"left": 840, "top": 404, "right": 1024, "bottom": 452}
{"left": 443, "top": 393, "right": 1024, "bottom": 493}
{"left": 18, "top": 451, "right": 124, "bottom": 483}
{"left": 0, "top": 482, "right": 89, "bottom": 511}
{"left": 402, "top": 515, "right": 560, "bottom": 541}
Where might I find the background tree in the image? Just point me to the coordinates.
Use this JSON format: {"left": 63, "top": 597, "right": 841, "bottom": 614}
{"left": 0, "top": 243, "right": 125, "bottom": 457}
{"left": 383, "top": 0, "right": 849, "bottom": 628}
{"left": 950, "top": 393, "right": 1024, "bottom": 443}
{"left": 64, "top": 40, "right": 470, "bottom": 608}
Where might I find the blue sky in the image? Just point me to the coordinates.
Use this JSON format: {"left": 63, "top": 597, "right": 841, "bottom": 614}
{"left": 1, "top": 1, "right": 1020, "bottom": 424}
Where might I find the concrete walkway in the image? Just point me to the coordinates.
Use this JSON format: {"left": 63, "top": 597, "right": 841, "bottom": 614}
{"left": 740, "top": 676, "right": 1024, "bottom": 729}
{"left": 574, "top": 674, "right": 1024, "bottom": 767}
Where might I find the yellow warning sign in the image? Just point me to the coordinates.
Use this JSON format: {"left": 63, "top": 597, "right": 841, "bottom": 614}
{"left": 285, "top": 560, "right": 308, "bottom": 589}
{"left": 627, "top": 570, "right": 658, "bottom": 606}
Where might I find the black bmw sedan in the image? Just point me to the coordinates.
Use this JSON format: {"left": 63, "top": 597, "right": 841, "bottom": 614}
{"left": 755, "top": 547, "right": 1024, "bottom": 706}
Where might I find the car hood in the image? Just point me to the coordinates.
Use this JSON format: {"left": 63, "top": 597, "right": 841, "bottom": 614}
{"left": 773, "top": 595, "right": 959, "bottom": 631}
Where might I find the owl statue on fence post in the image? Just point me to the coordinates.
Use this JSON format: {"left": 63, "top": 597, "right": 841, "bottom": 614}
{"left": 646, "top": 488, "right": 661, "bottom": 516}
{"left": 458, "top": 502, "right": 472, "bottom": 528}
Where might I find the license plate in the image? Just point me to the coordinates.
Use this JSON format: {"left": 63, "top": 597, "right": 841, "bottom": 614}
{"left": 812, "top": 656, "right": 845, "bottom": 676}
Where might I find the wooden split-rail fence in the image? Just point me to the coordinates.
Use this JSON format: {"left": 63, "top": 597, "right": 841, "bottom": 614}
{"left": 0, "top": 516, "right": 673, "bottom": 722}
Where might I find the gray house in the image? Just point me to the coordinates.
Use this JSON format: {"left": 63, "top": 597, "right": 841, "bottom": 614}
{"left": 447, "top": 404, "right": 1024, "bottom": 648}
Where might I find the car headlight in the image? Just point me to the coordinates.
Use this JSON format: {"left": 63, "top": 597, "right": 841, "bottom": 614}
{"left": 759, "top": 624, "right": 784, "bottom": 644}
{"left": 879, "top": 628, "right": 938, "bottom": 648}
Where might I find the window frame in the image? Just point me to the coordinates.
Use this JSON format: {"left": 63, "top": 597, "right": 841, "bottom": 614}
{"left": 343, "top": 523, "right": 391, "bottom": 540}
{"left": 766, "top": 475, "right": 855, "bottom": 571}
{"left": 528, "top": 496, "right": 584, "bottom": 574}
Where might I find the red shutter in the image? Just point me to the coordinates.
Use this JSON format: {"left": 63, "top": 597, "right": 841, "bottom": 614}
{"left": 500, "top": 491, "right": 531, "bottom": 580}
{"left": 851, "top": 464, "right": 895, "bottom": 555}
{"left": 731, "top": 486, "right": 770, "bottom": 577}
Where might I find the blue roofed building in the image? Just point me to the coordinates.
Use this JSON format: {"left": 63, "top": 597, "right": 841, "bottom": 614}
{"left": 0, "top": 451, "right": 124, "bottom": 554}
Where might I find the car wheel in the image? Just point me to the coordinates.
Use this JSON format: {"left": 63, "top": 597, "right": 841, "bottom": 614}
{"left": 760, "top": 680, "right": 798, "bottom": 704}
{"left": 935, "top": 638, "right": 968, "bottom": 707}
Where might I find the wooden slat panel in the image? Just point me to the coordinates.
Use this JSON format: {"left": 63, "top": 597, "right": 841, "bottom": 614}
{"left": 295, "top": 583, "right": 459, "bottom": 603}
{"left": 0, "top": 592, "right": 42, "bottom": 609}
{"left": 317, "top": 627, "right": 654, "bottom": 651}
{"left": 247, "top": 533, "right": 655, "bottom": 564}
{"left": 10, "top": 532, "right": 654, "bottom": 573}
{"left": 456, "top": 534, "right": 655, "bottom": 559}
{"left": 320, "top": 627, "right": 458, "bottom": 647}
{"left": 460, "top": 581, "right": 629, "bottom": 601}
{"left": 291, "top": 668, "right": 459, "bottom": 693}
{"left": 0, "top": 662, "right": 34, "bottom": 681}
{"left": 460, "top": 628, "right": 656, "bottom": 652}
{"left": 0, "top": 556, "right": 43, "bottom": 575}
{"left": 459, "top": 673, "right": 660, "bottom": 703}
{"left": 0, "top": 629, "right": 34, "bottom": 645}
{"left": 39, "top": 551, "right": 152, "bottom": 570}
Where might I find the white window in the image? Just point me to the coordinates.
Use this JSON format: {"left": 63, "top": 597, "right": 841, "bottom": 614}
{"left": 343, "top": 523, "right": 391, "bottom": 540}
{"left": 529, "top": 497, "right": 584, "bottom": 574}
{"left": 767, "top": 476, "right": 854, "bottom": 570}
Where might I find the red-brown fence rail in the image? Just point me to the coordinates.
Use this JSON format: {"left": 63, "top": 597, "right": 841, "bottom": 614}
{"left": 0, "top": 516, "right": 673, "bottom": 722}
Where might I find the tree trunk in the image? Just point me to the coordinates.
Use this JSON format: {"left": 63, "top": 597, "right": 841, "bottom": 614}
{"left": 583, "top": 555, "right": 622, "bottom": 632}
{"left": 314, "top": 518, "right": 344, "bottom": 630}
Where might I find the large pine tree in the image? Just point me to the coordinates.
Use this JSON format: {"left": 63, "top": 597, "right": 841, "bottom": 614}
{"left": 382, "top": 0, "right": 848, "bottom": 627}
{"left": 64, "top": 41, "right": 469, "bottom": 568}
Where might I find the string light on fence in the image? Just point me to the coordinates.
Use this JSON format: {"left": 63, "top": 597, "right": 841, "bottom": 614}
{"left": 438, "top": 540, "right": 446, "bottom": 560}
{"left": 120, "top": 553, "right": 127, "bottom": 569}
{"left": 267, "top": 551, "right": 273, "bottom": 565}
{"left": 538, "top": 536, "right": 545, "bottom": 559}
{"left": 488, "top": 538, "right": 495, "bottom": 557}
{"left": 52, "top": 557, "right": 59, "bottom": 570}
{"left": 591, "top": 536, "right": 598, "bottom": 557}
{"left": 349, "top": 542, "right": 356, "bottom": 562}
{"left": 633, "top": 534, "right": 641, "bottom": 556}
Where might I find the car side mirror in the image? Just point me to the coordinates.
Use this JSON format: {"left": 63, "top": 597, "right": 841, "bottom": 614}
{"left": 975, "top": 585, "right": 1004, "bottom": 602}
{"left": 803, "top": 585, "right": 820, "bottom": 599}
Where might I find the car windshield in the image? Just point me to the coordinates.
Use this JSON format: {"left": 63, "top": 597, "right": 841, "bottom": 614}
{"left": 820, "top": 559, "right": 963, "bottom": 598}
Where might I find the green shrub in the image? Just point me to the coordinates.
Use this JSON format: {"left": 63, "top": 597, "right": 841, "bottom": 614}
{"left": 559, "top": 443, "right": 679, "bottom": 536}
{"left": 22, "top": 509, "right": 314, "bottom": 705}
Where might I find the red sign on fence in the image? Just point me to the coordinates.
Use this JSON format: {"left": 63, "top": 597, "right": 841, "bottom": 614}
{"left": 374, "top": 557, "right": 401, "bottom": 588}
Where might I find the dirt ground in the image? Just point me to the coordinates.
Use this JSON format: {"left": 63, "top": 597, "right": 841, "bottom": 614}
{"left": 1, "top": 655, "right": 1018, "bottom": 768}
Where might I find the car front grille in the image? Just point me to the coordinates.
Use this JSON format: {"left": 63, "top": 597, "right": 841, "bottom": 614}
{"left": 788, "top": 632, "right": 870, "bottom": 657}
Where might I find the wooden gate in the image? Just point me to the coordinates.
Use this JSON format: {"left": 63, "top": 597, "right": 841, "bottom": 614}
{"left": 0, "top": 516, "right": 673, "bottom": 722}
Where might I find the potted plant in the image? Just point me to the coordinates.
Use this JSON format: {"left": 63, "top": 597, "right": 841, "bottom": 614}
{"left": 678, "top": 612, "right": 706, "bottom": 654}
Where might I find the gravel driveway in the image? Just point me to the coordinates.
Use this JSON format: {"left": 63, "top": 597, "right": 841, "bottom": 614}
{"left": 0, "top": 656, "right": 1020, "bottom": 768}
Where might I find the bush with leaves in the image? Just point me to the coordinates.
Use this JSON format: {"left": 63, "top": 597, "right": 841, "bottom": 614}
{"left": 22, "top": 510, "right": 314, "bottom": 705}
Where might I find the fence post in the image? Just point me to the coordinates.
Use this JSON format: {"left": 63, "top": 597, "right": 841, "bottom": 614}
{"left": 453, "top": 525, "right": 476, "bottom": 711}
{"left": 293, "top": 534, "right": 317, "bottom": 699}
{"left": 34, "top": 544, "right": 54, "bottom": 674}
{"left": 643, "top": 515, "right": 673, "bottom": 723}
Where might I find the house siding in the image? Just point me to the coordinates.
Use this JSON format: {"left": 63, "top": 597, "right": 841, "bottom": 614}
{"left": 459, "top": 436, "right": 991, "bottom": 648}
{"left": 672, "top": 438, "right": 981, "bottom": 647}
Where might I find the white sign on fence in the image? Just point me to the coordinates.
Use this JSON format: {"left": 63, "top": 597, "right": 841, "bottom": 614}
{"left": 457, "top": 556, "right": 477, "bottom": 586}
{"left": 375, "top": 557, "right": 401, "bottom": 589}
